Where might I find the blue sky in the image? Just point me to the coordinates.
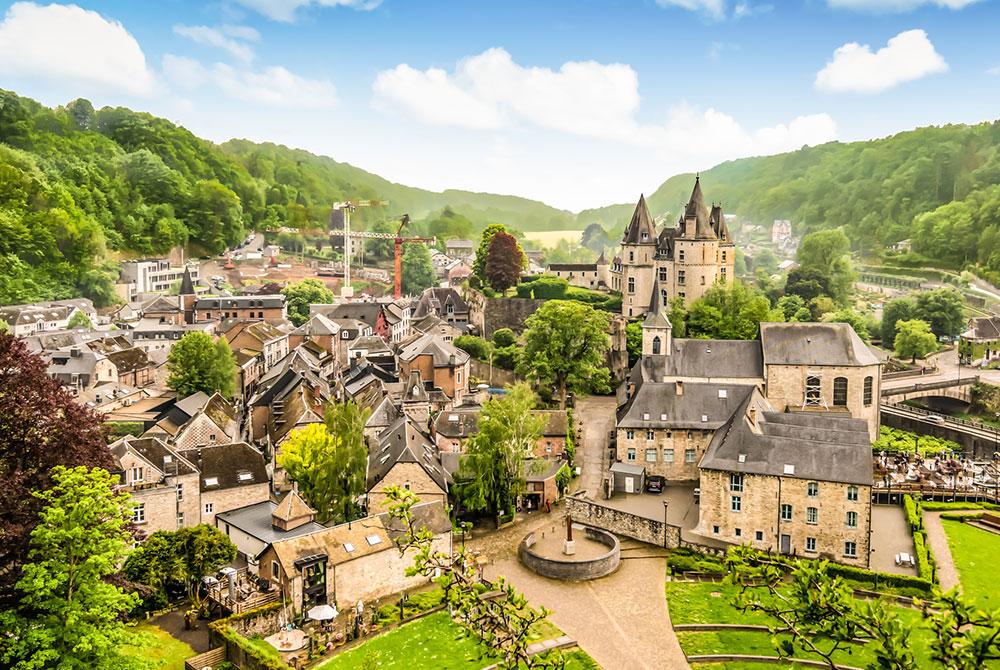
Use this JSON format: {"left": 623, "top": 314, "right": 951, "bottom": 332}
{"left": 0, "top": 0, "right": 998, "bottom": 211}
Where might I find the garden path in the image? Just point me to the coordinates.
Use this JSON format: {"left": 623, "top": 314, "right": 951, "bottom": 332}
{"left": 923, "top": 511, "right": 961, "bottom": 591}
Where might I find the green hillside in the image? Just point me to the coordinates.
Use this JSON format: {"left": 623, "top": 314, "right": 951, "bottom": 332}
{"left": 579, "top": 121, "right": 1000, "bottom": 262}
{"left": 0, "top": 90, "right": 572, "bottom": 306}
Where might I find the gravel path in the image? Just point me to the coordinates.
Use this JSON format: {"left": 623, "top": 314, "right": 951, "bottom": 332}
{"left": 923, "top": 511, "right": 961, "bottom": 591}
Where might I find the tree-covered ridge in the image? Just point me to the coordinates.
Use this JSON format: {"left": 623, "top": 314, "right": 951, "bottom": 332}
{"left": 579, "top": 120, "right": 1000, "bottom": 253}
{"left": 0, "top": 89, "right": 574, "bottom": 306}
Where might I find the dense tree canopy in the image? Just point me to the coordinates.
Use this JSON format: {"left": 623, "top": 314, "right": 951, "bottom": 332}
{"left": 282, "top": 278, "right": 334, "bottom": 326}
{"left": 517, "top": 300, "right": 612, "bottom": 408}
{"left": 794, "top": 230, "right": 855, "bottom": 304}
{"left": 278, "top": 401, "right": 369, "bottom": 523}
{"left": 484, "top": 230, "right": 523, "bottom": 292}
{"left": 686, "top": 281, "right": 783, "bottom": 340}
{"left": 401, "top": 242, "right": 435, "bottom": 295}
{"left": 165, "top": 332, "right": 237, "bottom": 398}
{"left": 0, "top": 466, "right": 138, "bottom": 670}
{"left": 0, "top": 335, "right": 113, "bottom": 605}
{"left": 894, "top": 319, "right": 938, "bottom": 362}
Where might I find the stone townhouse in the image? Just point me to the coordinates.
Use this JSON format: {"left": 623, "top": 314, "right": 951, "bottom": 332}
{"left": 547, "top": 252, "right": 611, "bottom": 290}
{"left": 696, "top": 389, "right": 873, "bottom": 567}
{"left": 613, "top": 177, "right": 736, "bottom": 317}
{"left": 367, "top": 415, "right": 449, "bottom": 513}
{"left": 221, "top": 320, "right": 289, "bottom": 372}
{"left": 257, "top": 501, "right": 451, "bottom": 616}
{"left": 411, "top": 287, "right": 471, "bottom": 329}
{"left": 397, "top": 332, "right": 471, "bottom": 405}
{"left": 45, "top": 346, "right": 118, "bottom": 394}
{"left": 288, "top": 313, "right": 342, "bottom": 363}
{"left": 110, "top": 436, "right": 201, "bottom": 534}
{"left": 194, "top": 295, "right": 287, "bottom": 324}
{"left": 215, "top": 489, "right": 327, "bottom": 569}
{"left": 166, "top": 393, "right": 240, "bottom": 452}
{"left": 310, "top": 302, "right": 388, "bottom": 341}
{"left": 193, "top": 442, "right": 271, "bottom": 525}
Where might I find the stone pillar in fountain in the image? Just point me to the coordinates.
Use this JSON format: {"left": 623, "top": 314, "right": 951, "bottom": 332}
{"left": 563, "top": 516, "right": 576, "bottom": 556}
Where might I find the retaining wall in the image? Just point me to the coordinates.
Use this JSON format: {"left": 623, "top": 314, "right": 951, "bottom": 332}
{"left": 565, "top": 494, "right": 682, "bottom": 547}
{"left": 518, "top": 526, "right": 620, "bottom": 581}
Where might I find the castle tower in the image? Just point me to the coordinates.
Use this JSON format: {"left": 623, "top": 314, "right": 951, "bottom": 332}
{"left": 674, "top": 176, "right": 721, "bottom": 305}
{"left": 620, "top": 194, "right": 658, "bottom": 319}
{"left": 642, "top": 279, "right": 672, "bottom": 356}
{"left": 179, "top": 266, "right": 196, "bottom": 325}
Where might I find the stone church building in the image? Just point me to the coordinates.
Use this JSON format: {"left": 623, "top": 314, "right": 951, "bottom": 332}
{"left": 612, "top": 177, "right": 736, "bottom": 318}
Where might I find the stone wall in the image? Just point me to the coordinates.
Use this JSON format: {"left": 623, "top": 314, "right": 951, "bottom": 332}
{"left": 518, "top": 526, "right": 620, "bottom": 581}
{"left": 565, "top": 494, "right": 681, "bottom": 547}
{"left": 482, "top": 297, "right": 547, "bottom": 337}
{"left": 468, "top": 359, "right": 518, "bottom": 387}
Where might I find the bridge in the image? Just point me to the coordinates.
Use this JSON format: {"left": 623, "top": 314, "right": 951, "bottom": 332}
{"left": 880, "top": 400, "right": 1000, "bottom": 459}
{"left": 880, "top": 376, "right": 978, "bottom": 404}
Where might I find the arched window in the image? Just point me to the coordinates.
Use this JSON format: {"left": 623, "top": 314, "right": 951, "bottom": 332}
{"left": 833, "top": 377, "right": 848, "bottom": 406}
{"left": 652, "top": 336, "right": 661, "bottom": 355}
{"left": 805, "top": 375, "right": 822, "bottom": 405}
{"left": 863, "top": 376, "right": 873, "bottom": 406}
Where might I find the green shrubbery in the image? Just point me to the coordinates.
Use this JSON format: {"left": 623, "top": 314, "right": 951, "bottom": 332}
{"left": 824, "top": 563, "right": 933, "bottom": 597}
{"left": 904, "top": 494, "right": 923, "bottom": 531}
{"left": 667, "top": 547, "right": 727, "bottom": 575}
{"left": 209, "top": 603, "right": 291, "bottom": 670}
{"left": 900, "top": 495, "right": 938, "bottom": 583}
{"left": 873, "top": 426, "right": 960, "bottom": 455}
{"left": 919, "top": 501, "right": 1000, "bottom": 511}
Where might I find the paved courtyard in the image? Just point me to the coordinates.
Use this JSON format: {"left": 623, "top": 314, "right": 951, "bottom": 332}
{"left": 483, "top": 542, "right": 687, "bottom": 670}
{"left": 869, "top": 504, "right": 918, "bottom": 577}
{"left": 572, "top": 395, "right": 618, "bottom": 498}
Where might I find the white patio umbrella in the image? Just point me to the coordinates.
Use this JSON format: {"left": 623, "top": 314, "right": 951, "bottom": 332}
{"left": 307, "top": 604, "right": 338, "bottom": 621}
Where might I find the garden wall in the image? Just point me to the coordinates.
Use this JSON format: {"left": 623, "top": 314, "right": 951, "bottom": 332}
{"left": 518, "top": 526, "right": 620, "bottom": 581}
{"left": 565, "top": 493, "right": 681, "bottom": 547}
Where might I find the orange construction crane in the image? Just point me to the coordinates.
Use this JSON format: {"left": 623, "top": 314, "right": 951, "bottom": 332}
{"left": 338, "top": 213, "right": 435, "bottom": 298}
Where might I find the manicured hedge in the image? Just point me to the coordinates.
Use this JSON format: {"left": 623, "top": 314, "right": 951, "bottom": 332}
{"left": 940, "top": 511, "right": 984, "bottom": 520}
{"left": 913, "top": 530, "right": 934, "bottom": 582}
{"left": 825, "top": 563, "right": 933, "bottom": 596}
{"left": 903, "top": 495, "right": 923, "bottom": 531}
{"left": 666, "top": 547, "right": 726, "bottom": 575}
{"left": 920, "top": 501, "right": 1000, "bottom": 511}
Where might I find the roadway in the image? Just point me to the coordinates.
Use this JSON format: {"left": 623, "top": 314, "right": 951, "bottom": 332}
{"left": 882, "top": 348, "right": 1000, "bottom": 389}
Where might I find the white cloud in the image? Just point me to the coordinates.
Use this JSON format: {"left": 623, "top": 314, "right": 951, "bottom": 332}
{"left": 655, "top": 0, "right": 727, "bottom": 19}
{"left": 230, "top": 0, "right": 380, "bottom": 22}
{"left": 815, "top": 29, "right": 948, "bottom": 93}
{"left": 988, "top": 65, "right": 1000, "bottom": 76}
{"left": 221, "top": 24, "right": 261, "bottom": 41}
{"left": 828, "top": 0, "right": 979, "bottom": 11}
{"left": 0, "top": 2, "right": 156, "bottom": 97}
{"left": 174, "top": 24, "right": 255, "bottom": 62}
{"left": 372, "top": 48, "right": 837, "bottom": 174}
{"left": 163, "top": 55, "right": 338, "bottom": 109}
{"left": 733, "top": 2, "right": 773, "bottom": 18}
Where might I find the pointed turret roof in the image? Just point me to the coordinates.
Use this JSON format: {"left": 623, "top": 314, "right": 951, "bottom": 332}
{"left": 596, "top": 250, "right": 607, "bottom": 265}
{"left": 643, "top": 279, "right": 672, "bottom": 330}
{"left": 683, "top": 177, "right": 717, "bottom": 240}
{"left": 622, "top": 195, "right": 657, "bottom": 245}
{"left": 179, "top": 266, "right": 195, "bottom": 296}
{"left": 710, "top": 205, "right": 731, "bottom": 242}
{"left": 272, "top": 488, "right": 315, "bottom": 525}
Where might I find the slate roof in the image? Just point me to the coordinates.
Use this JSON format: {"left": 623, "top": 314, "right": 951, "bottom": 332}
{"left": 964, "top": 316, "right": 1000, "bottom": 341}
{"left": 366, "top": 395, "right": 402, "bottom": 431}
{"left": 700, "top": 390, "right": 873, "bottom": 486}
{"left": 638, "top": 339, "right": 764, "bottom": 381}
{"left": 194, "top": 295, "right": 285, "bottom": 309}
{"left": 221, "top": 320, "right": 286, "bottom": 345}
{"left": 433, "top": 404, "right": 481, "bottom": 438}
{"left": 618, "top": 381, "right": 755, "bottom": 429}
{"left": 109, "top": 436, "right": 197, "bottom": 477}
{"left": 402, "top": 370, "right": 430, "bottom": 402}
{"left": 397, "top": 332, "right": 469, "bottom": 367}
{"left": 548, "top": 263, "right": 598, "bottom": 272}
{"left": 291, "top": 312, "right": 342, "bottom": 337}
{"left": 0, "top": 304, "right": 72, "bottom": 326}
{"left": 369, "top": 416, "right": 449, "bottom": 492}
{"left": 412, "top": 288, "right": 469, "bottom": 320}
{"left": 106, "top": 348, "right": 153, "bottom": 375}
{"left": 622, "top": 195, "right": 657, "bottom": 245}
{"left": 215, "top": 500, "right": 326, "bottom": 546}
{"left": 759, "top": 322, "right": 880, "bottom": 368}
{"left": 196, "top": 442, "right": 268, "bottom": 492}
{"left": 643, "top": 280, "right": 672, "bottom": 330}
{"left": 681, "top": 176, "right": 717, "bottom": 240}
{"left": 312, "top": 303, "right": 383, "bottom": 329}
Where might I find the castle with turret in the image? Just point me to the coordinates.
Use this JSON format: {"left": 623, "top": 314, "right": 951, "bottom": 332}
{"left": 611, "top": 177, "right": 735, "bottom": 318}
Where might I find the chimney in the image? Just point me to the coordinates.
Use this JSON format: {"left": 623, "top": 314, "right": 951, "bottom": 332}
{"left": 70, "top": 347, "right": 81, "bottom": 358}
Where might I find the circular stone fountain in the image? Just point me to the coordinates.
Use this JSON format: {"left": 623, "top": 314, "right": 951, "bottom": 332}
{"left": 265, "top": 627, "right": 308, "bottom": 655}
{"left": 518, "top": 518, "right": 620, "bottom": 581}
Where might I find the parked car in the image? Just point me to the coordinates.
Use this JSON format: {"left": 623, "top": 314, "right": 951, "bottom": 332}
{"left": 927, "top": 415, "right": 946, "bottom": 424}
{"left": 646, "top": 475, "right": 666, "bottom": 494}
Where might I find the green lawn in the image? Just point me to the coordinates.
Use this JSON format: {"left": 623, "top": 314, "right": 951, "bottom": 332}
{"left": 315, "top": 611, "right": 596, "bottom": 670}
{"left": 665, "top": 581, "right": 944, "bottom": 669}
{"left": 943, "top": 519, "right": 1000, "bottom": 610}
{"left": 121, "top": 624, "right": 195, "bottom": 670}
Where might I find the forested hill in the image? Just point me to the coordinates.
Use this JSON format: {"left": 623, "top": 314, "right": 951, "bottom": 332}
{"left": 579, "top": 121, "right": 1000, "bottom": 258}
{"left": 0, "top": 90, "right": 572, "bottom": 306}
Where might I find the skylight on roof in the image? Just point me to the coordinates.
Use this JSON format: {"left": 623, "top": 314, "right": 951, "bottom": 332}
{"left": 701, "top": 415, "right": 708, "bottom": 422}
{"left": 344, "top": 543, "right": 355, "bottom": 553}
{"left": 204, "top": 476, "right": 219, "bottom": 487}
{"left": 448, "top": 414, "right": 459, "bottom": 422}
{"left": 738, "top": 454, "right": 746, "bottom": 463}
{"left": 660, "top": 413, "right": 667, "bottom": 421}
{"left": 784, "top": 464, "right": 795, "bottom": 475}
{"left": 718, "top": 389, "right": 728, "bottom": 399}
{"left": 366, "top": 534, "right": 382, "bottom": 546}
{"left": 237, "top": 471, "right": 253, "bottom": 482}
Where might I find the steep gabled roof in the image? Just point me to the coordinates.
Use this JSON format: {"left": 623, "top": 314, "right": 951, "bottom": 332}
{"left": 682, "top": 176, "right": 717, "bottom": 240}
{"left": 622, "top": 194, "right": 657, "bottom": 245}
{"left": 643, "top": 279, "right": 672, "bottom": 330}
{"left": 369, "top": 416, "right": 449, "bottom": 492}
